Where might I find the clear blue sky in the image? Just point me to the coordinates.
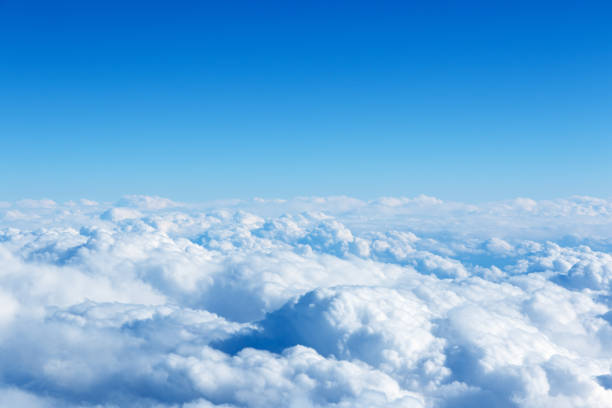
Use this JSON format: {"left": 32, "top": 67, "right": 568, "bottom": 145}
{"left": 1, "top": 0, "right": 610, "bottom": 202}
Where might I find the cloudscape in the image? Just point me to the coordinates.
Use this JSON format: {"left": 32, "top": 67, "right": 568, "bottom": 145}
{"left": 2, "top": 196, "right": 612, "bottom": 407}
{"left": 1, "top": 1, "right": 612, "bottom": 407}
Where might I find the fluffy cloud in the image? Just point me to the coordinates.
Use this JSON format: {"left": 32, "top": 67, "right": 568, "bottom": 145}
{"left": 1, "top": 195, "right": 612, "bottom": 407}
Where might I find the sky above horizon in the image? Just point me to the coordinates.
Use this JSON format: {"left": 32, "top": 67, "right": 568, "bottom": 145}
{"left": 1, "top": 0, "right": 611, "bottom": 202}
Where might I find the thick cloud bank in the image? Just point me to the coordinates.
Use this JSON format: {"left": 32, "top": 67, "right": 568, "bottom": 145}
{"left": 2, "top": 195, "right": 612, "bottom": 407}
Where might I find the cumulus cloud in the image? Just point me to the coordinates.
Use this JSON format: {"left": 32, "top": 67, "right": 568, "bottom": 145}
{"left": 115, "top": 195, "right": 182, "bottom": 210}
{"left": 100, "top": 207, "right": 143, "bottom": 222}
{"left": 1, "top": 195, "right": 612, "bottom": 407}
{"left": 16, "top": 198, "right": 57, "bottom": 209}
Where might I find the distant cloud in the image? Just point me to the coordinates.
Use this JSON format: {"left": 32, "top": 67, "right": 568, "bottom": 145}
{"left": 79, "top": 198, "right": 99, "bottom": 206}
{"left": 100, "top": 207, "right": 143, "bottom": 222}
{"left": 16, "top": 198, "right": 56, "bottom": 208}
{"left": 116, "top": 194, "right": 182, "bottom": 210}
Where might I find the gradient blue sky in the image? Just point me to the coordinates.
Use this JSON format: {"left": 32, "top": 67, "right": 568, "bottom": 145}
{"left": 1, "top": 0, "right": 610, "bottom": 202}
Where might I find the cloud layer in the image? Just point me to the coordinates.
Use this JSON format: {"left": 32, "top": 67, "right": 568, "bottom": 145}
{"left": 1, "top": 195, "right": 612, "bottom": 407}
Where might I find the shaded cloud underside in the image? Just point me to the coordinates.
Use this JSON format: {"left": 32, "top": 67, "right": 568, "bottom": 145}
{"left": 1, "top": 195, "right": 612, "bottom": 407}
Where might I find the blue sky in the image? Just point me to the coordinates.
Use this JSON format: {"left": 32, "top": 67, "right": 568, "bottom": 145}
{"left": 0, "top": 0, "right": 610, "bottom": 202}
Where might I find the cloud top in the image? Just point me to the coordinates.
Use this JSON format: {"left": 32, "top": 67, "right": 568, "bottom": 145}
{"left": 1, "top": 195, "right": 612, "bottom": 407}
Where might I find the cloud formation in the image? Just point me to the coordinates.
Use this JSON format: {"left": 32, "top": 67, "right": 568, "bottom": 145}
{"left": 1, "top": 195, "right": 612, "bottom": 407}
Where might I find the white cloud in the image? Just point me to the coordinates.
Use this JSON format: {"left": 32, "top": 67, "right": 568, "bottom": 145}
{"left": 16, "top": 198, "right": 57, "bottom": 208}
{"left": 79, "top": 198, "right": 99, "bottom": 206}
{"left": 100, "top": 207, "right": 143, "bottom": 222}
{"left": 0, "top": 195, "right": 612, "bottom": 407}
{"left": 116, "top": 194, "right": 182, "bottom": 210}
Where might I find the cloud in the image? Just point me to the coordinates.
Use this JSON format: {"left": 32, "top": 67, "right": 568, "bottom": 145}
{"left": 16, "top": 198, "right": 57, "bottom": 209}
{"left": 100, "top": 207, "right": 143, "bottom": 222}
{"left": 116, "top": 195, "right": 182, "bottom": 210}
{"left": 0, "top": 195, "right": 612, "bottom": 407}
{"left": 79, "top": 198, "right": 99, "bottom": 206}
